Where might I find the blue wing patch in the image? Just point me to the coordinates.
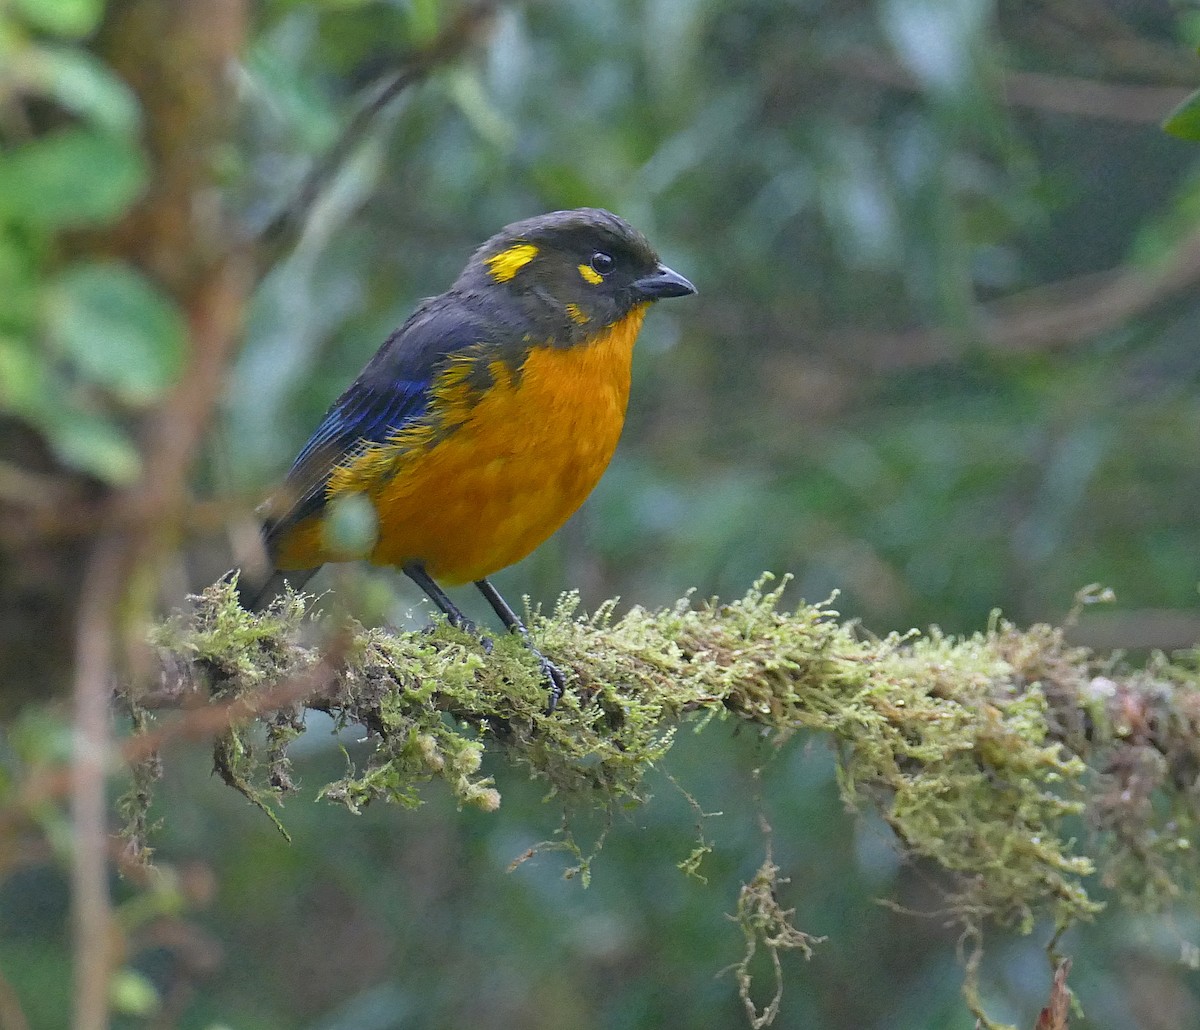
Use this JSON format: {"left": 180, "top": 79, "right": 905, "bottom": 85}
{"left": 262, "top": 294, "right": 497, "bottom": 558}
{"left": 263, "top": 377, "right": 431, "bottom": 547}
{"left": 290, "top": 377, "right": 431, "bottom": 484}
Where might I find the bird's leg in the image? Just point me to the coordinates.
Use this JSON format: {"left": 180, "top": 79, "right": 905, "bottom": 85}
{"left": 403, "top": 563, "right": 491, "bottom": 653}
{"left": 475, "top": 578, "right": 567, "bottom": 712}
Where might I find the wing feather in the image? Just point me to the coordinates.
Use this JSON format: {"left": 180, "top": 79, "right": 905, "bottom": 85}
{"left": 262, "top": 294, "right": 494, "bottom": 557}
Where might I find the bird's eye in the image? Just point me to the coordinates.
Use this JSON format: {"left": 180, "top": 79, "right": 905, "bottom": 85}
{"left": 590, "top": 252, "right": 615, "bottom": 275}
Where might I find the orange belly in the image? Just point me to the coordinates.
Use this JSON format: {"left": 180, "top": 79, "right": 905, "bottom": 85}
{"left": 274, "top": 305, "right": 647, "bottom": 584}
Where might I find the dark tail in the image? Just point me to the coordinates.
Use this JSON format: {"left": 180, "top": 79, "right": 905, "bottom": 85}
{"left": 231, "top": 509, "right": 322, "bottom": 611}
{"left": 234, "top": 566, "right": 321, "bottom": 612}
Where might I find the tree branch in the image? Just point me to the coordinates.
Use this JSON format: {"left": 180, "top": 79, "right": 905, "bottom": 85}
{"left": 62, "top": 3, "right": 253, "bottom": 1026}
{"left": 836, "top": 49, "right": 1190, "bottom": 124}
{"left": 254, "top": 0, "right": 502, "bottom": 254}
{"left": 104, "top": 578, "right": 1200, "bottom": 935}
{"left": 1, "top": 573, "right": 1189, "bottom": 1030}
{"left": 827, "top": 224, "right": 1200, "bottom": 371}
{"left": 70, "top": 536, "right": 130, "bottom": 1030}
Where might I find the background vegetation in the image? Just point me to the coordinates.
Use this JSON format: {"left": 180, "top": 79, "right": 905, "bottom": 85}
{"left": 2, "top": 0, "right": 1200, "bottom": 1027}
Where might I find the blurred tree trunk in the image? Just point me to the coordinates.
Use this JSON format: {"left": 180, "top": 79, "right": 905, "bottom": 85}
{"left": 0, "top": 419, "right": 96, "bottom": 711}
{"left": 0, "top": 0, "right": 249, "bottom": 716}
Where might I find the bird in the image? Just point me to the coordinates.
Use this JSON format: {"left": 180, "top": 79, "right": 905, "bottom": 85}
{"left": 241, "top": 208, "right": 696, "bottom": 709}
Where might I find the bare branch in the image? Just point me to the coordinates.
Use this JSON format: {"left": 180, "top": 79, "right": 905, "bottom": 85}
{"left": 995, "top": 69, "right": 1187, "bottom": 125}
{"left": 837, "top": 49, "right": 1190, "bottom": 124}
{"left": 70, "top": 536, "right": 130, "bottom": 1030}
{"left": 255, "top": 1, "right": 502, "bottom": 254}
{"left": 827, "top": 224, "right": 1200, "bottom": 371}
{"left": 62, "top": 2, "right": 255, "bottom": 1025}
{"left": 1034, "top": 959, "right": 1072, "bottom": 1030}
{"left": 1018, "top": 0, "right": 1200, "bottom": 88}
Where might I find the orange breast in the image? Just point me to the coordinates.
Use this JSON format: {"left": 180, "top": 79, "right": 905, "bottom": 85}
{"left": 274, "top": 305, "right": 647, "bottom": 584}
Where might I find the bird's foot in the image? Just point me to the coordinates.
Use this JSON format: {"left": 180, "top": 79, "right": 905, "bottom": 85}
{"left": 468, "top": 578, "right": 566, "bottom": 711}
{"left": 425, "top": 618, "right": 493, "bottom": 655}
{"left": 529, "top": 645, "right": 566, "bottom": 713}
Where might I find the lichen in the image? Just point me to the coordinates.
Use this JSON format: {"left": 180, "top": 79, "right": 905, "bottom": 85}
{"left": 727, "top": 852, "right": 823, "bottom": 1030}
{"left": 116, "top": 703, "right": 161, "bottom": 870}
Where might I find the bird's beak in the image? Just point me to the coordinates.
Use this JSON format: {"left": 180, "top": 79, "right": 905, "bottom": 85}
{"left": 633, "top": 263, "right": 697, "bottom": 300}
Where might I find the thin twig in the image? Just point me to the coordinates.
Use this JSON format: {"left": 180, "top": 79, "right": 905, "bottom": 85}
{"left": 4, "top": 636, "right": 346, "bottom": 835}
{"left": 66, "top": 5, "right": 253, "bottom": 1015}
{"left": 255, "top": 0, "right": 501, "bottom": 252}
{"left": 825, "top": 223, "right": 1200, "bottom": 370}
{"left": 1020, "top": 0, "right": 1200, "bottom": 87}
{"left": 837, "top": 49, "right": 1190, "bottom": 124}
{"left": 136, "top": 256, "right": 253, "bottom": 530}
{"left": 71, "top": 535, "right": 130, "bottom": 1030}
{"left": 124, "top": 638, "right": 346, "bottom": 767}
{"left": 996, "top": 68, "right": 1188, "bottom": 124}
{"left": 0, "top": 494, "right": 254, "bottom": 548}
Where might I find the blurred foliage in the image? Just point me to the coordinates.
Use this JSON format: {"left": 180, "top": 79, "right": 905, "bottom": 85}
{"left": 0, "top": 0, "right": 172, "bottom": 483}
{"left": 4, "top": 0, "right": 1200, "bottom": 1026}
{"left": 1164, "top": 89, "right": 1200, "bottom": 142}
{"left": 214, "top": 0, "right": 1200, "bottom": 642}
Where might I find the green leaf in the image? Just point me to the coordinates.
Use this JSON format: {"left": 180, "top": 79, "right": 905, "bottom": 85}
{"left": 46, "top": 263, "right": 188, "bottom": 405}
{"left": 7, "top": 706, "right": 75, "bottom": 765}
{"left": 245, "top": 40, "right": 340, "bottom": 151}
{"left": 881, "top": 0, "right": 990, "bottom": 95}
{"left": 408, "top": 0, "right": 441, "bottom": 42}
{"left": 448, "top": 67, "right": 516, "bottom": 150}
{"left": 13, "top": 0, "right": 105, "bottom": 37}
{"left": 1178, "top": 11, "right": 1200, "bottom": 52}
{"left": 1163, "top": 88, "right": 1200, "bottom": 142}
{"left": 0, "top": 128, "right": 146, "bottom": 228}
{"left": 109, "top": 968, "right": 160, "bottom": 1017}
{"left": 11, "top": 46, "right": 141, "bottom": 135}
{"left": 0, "top": 231, "right": 39, "bottom": 333}
{"left": 45, "top": 411, "right": 142, "bottom": 486}
{"left": 0, "top": 335, "right": 47, "bottom": 416}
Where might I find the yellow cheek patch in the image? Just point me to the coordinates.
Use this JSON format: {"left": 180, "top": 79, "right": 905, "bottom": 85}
{"left": 486, "top": 243, "right": 539, "bottom": 283}
{"left": 577, "top": 263, "right": 603, "bottom": 285}
{"left": 565, "top": 303, "right": 589, "bottom": 325}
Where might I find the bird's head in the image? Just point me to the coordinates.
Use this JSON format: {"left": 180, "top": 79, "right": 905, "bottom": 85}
{"left": 457, "top": 208, "right": 695, "bottom": 342}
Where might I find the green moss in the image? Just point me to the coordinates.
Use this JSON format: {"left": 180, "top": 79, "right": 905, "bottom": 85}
{"left": 136, "top": 573, "right": 1200, "bottom": 1028}
{"left": 115, "top": 703, "right": 161, "bottom": 869}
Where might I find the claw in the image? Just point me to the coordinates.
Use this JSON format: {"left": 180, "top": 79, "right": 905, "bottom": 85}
{"left": 539, "top": 654, "right": 567, "bottom": 713}
{"left": 472, "top": 577, "right": 568, "bottom": 712}
{"left": 407, "top": 572, "right": 568, "bottom": 711}
{"left": 421, "top": 616, "right": 479, "bottom": 637}
{"left": 525, "top": 644, "right": 566, "bottom": 713}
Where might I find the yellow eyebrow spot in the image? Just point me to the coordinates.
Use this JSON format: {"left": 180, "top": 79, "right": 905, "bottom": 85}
{"left": 486, "top": 243, "right": 539, "bottom": 283}
{"left": 565, "top": 303, "right": 589, "bottom": 325}
{"left": 577, "top": 263, "right": 603, "bottom": 286}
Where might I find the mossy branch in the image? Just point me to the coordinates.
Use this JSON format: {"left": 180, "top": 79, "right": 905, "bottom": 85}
{"left": 134, "top": 575, "right": 1200, "bottom": 1027}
